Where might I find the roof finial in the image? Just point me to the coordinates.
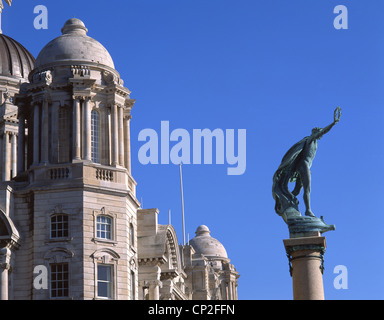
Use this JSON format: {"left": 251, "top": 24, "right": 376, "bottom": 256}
{"left": 0, "top": 0, "right": 12, "bottom": 34}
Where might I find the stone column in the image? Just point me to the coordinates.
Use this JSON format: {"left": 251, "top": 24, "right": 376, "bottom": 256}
{"left": 2, "top": 132, "right": 9, "bottom": 181}
{"left": 149, "top": 280, "right": 162, "bottom": 300}
{"left": 111, "top": 104, "right": 118, "bottom": 166}
{"left": 227, "top": 280, "right": 233, "bottom": 300}
{"left": 17, "top": 113, "right": 25, "bottom": 174}
{"left": 124, "top": 115, "right": 132, "bottom": 172}
{"left": 72, "top": 98, "right": 81, "bottom": 160}
{"left": 138, "top": 263, "right": 162, "bottom": 300}
{"left": 41, "top": 100, "right": 49, "bottom": 164}
{"left": 284, "top": 232, "right": 326, "bottom": 300}
{"left": 118, "top": 106, "right": 124, "bottom": 166}
{"left": 220, "top": 281, "right": 227, "bottom": 299}
{"left": 0, "top": 247, "right": 11, "bottom": 300}
{"left": 33, "top": 104, "right": 40, "bottom": 165}
{"left": 11, "top": 133, "right": 17, "bottom": 178}
{"left": 83, "top": 98, "right": 91, "bottom": 161}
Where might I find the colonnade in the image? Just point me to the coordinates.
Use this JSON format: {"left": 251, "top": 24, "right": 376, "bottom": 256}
{"left": 16, "top": 97, "right": 132, "bottom": 173}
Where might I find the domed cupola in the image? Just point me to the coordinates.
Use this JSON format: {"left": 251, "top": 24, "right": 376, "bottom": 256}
{"left": 34, "top": 18, "right": 114, "bottom": 70}
{"left": 0, "top": 34, "right": 34, "bottom": 81}
{"left": 189, "top": 225, "right": 228, "bottom": 260}
{"left": 15, "top": 18, "right": 135, "bottom": 190}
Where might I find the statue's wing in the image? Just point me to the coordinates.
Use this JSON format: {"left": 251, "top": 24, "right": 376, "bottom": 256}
{"left": 5, "top": 0, "right": 11, "bottom": 6}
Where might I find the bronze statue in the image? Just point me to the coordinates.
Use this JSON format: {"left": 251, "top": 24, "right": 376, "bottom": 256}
{"left": 0, "top": 0, "right": 12, "bottom": 35}
{"left": 272, "top": 107, "right": 341, "bottom": 234}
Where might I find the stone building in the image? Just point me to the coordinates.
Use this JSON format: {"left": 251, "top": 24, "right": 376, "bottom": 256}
{"left": 0, "top": 14, "right": 239, "bottom": 300}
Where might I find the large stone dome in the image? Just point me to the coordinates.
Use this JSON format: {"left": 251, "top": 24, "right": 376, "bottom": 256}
{"left": 0, "top": 34, "right": 35, "bottom": 80}
{"left": 189, "top": 225, "right": 228, "bottom": 259}
{"left": 35, "top": 18, "right": 114, "bottom": 70}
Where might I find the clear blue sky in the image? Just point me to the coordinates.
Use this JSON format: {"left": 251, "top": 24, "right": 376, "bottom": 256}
{"left": 4, "top": 0, "right": 384, "bottom": 299}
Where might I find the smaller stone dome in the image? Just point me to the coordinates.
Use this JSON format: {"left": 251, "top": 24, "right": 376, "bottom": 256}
{"left": 189, "top": 225, "right": 228, "bottom": 259}
{"left": 0, "top": 34, "right": 35, "bottom": 80}
{"left": 35, "top": 18, "right": 114, "bottom": 70}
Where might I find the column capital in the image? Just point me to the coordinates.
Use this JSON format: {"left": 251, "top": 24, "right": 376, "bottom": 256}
{"left": 125, "top": 98, "right": 136, "bottom": 109}
{"left": 148, "top": 280, "right": 163, "bottom": 289}
{"left": 73, "top": 95, "right": 91, "bottom": 101}
{"left": 0, "top": 247, "right": 11, "bottom": 267}
{"left": 284, "top": 234, "right": 326, "bottom": 256}
{"left": 0, "top": 263, "right": 10, "bottom": 271}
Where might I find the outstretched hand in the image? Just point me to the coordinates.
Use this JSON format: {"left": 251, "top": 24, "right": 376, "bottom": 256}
{"left": 334, "top": 107, "right": 342, "bottom": 123}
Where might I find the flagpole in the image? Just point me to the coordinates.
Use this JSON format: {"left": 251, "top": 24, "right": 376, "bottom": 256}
{"left": 179, "top": 163, "right": 186, "bottom": 246}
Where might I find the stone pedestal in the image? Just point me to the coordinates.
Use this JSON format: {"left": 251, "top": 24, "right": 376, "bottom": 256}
{"left": 283, "top": 232, "right": 326, "bottom": 300}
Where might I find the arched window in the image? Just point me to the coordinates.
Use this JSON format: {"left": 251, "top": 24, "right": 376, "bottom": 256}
{"left": 58, "top": 107, "right": 70, "bottom": 163}
{"left": 91, "top": 110, "right": 100, "bottom": 163}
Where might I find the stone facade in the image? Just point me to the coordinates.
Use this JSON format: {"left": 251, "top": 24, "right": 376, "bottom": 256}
{"left": 0, "top": 18, "right": 239, "bottom": 300}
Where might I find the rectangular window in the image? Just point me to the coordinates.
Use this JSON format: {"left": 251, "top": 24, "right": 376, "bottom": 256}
{"left": 91, "top": 110, "right": 100, "bottom": 163}
{"left": 51, "top": 214, "right": 69, "bottom": 239}
{"left": 50, "top": 263, "right": 69, "bottom": 298}
{"left": 96, "top": 215, "right": 112, "bottom": 240}
{"left": 97, "top": 264, "right": 113, "bottom": 299}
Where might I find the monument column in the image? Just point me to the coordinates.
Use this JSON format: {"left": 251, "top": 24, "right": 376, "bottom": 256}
{"left": 272, "top": 108, "right": 341, "bottom": 300}
{"left": 284, "top": 232, "right": 326, "bottom": 300}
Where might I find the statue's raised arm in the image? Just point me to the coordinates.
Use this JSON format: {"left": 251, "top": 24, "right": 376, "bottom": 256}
{"left": 312, "top": 107, "right": 342, "bottom": 141}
